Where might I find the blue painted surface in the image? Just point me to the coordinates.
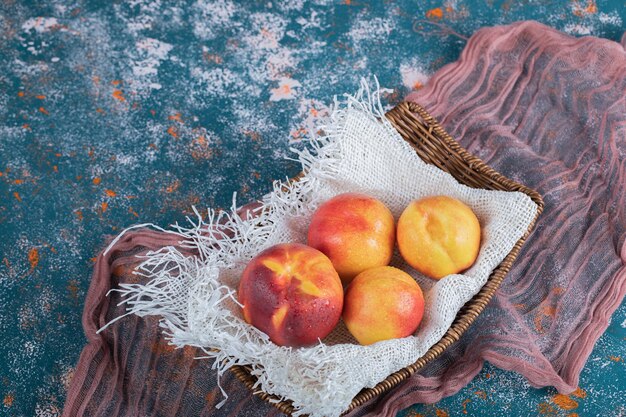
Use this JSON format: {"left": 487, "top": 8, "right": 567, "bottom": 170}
{"left": 0, "top": 1, "right": 624, "bottom": 415}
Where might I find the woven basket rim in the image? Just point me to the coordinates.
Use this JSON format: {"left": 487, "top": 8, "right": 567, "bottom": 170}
{"left": 230, "top": 101, "right": 544, "bottom": 416}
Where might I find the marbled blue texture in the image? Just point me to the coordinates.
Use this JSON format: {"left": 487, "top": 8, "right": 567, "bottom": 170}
{"left": 0, "top": 1, "right": 624, "bottom": 416}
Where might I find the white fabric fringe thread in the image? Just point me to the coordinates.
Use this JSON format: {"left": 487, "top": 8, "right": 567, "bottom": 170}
{"left": 100, "top": 79, "right": 538, "bottom": 417}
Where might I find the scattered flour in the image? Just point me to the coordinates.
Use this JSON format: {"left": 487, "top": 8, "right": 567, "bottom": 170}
{"left": 597, "top": 11, "right": 622, "bottom": 26}
{"left": 400, "top": 61, "right": 430, "bottom": 91}
{"left": 132, "top": 38, "right": 173, "bottom": 77}
{"left": 269, "top": 77, "right": 301, "bottom": 101}
{"left": 563, "top": 23, "right": 593, "bottom": 36}
{"left": 348, "top": 16, "right": 394, "bottom": 45}
{"left": 296, "top": 10, "right": 327, "bottom": 30}
{"left": 192, "top": 0, "right": 238, "bottom": 40}
{"left": 22, "top": 17, "right": 60, "bottom": 33}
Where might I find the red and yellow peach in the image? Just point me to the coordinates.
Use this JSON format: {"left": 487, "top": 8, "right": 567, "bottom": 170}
{"left": 307, "top": 193, "right": 395, "bottom": 284}
{"left": 238, "top": 243, "right": 343, "bottom": 347}
{"left": 342, "top": 266, "right": 425, "bottom": 345}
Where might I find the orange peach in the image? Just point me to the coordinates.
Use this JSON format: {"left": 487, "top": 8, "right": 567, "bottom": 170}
{"left": 307, "top": 193, "right": 395, "bottom": 284}
{"left": 397, "top": 195, "right": 481, "bottom": 279}
{"left": 343, "top": 266, "right": 424, "bottom": 345}
{"left": 238, "top": 243, "right": 343, "bottom": 347}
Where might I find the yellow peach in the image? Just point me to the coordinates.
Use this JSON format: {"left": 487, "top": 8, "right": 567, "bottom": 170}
{"left": 397, "top": 196, "right": 481, "bottom": 279}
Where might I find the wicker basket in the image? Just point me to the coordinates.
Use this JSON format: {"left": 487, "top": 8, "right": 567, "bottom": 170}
{"left": 230, "top": 101, "right": 544, "bottom": 416}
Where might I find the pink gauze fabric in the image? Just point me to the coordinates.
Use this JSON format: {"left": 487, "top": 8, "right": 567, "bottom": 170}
{"left": 63, "top": 21, "right": 626, "bottom": 417}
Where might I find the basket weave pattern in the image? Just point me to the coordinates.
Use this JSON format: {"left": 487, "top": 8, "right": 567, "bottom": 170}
{"left": 230, "top": 101, "right": 544, "bottom": 416}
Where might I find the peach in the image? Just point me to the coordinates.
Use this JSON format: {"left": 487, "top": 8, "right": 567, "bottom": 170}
{"left": 397, "top": 195, "right": 481, "bottom": 279}
{"left": 238, "top": 243, "right": 343, "bottom": 347}
{"left": 343, "top": 266, "right": 424, "bottom": 345}
{"left": 307, "top": 193, "right": 395, "bottom": 284}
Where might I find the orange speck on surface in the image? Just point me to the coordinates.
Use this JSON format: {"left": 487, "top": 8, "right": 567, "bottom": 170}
{"left": 310, "top": 107, "right": 318, "bottom": 116}
{"left": 17, "top": 91, "right": 25, "bottom": 97}
{"left": 205, "top": 391, "right": 217, "bottom": 404}
{"left": 13, "top": 179, "right": 24, "bottom": 184}
{"left": 538, "top": 402, "right": 557, "bottom": 414}
{"left": 36, "top": 94, "right": 46, "bottom": 99}
{"left": 128, "top": 207, "right": 139, "bottom": 217}
{"left": 608, "top": 355, "right": 623, "bottom": 362}
{"left": 552, "top": 394, "right": 578, "bottom": 410}
{"left": 426, "top": 7, "right": 444, "bottom": 19}
{"left": 67, "top": 279, "right": 80, "bottom": 300}
{"left": 195, "top": 135, "right": 207, "bottom": 146}
{"left": 165, "top": 179, "right": 181, "bottom": 193}
{"left": 53, "top": 165, "right": 58, "bottom": 173}
{"left": 28, "top": 248, "right": 39, "bottom": 269}
{"left": 462, "top": 398, "right": 471, "bottom": 414}
{"left": 182, "top": 345, "right": 196, "bottom": 358}
{"left": 3, "top": 394, "right": 13, "bottom": 407}
{"left": 243, "top": 129, "right": 261, "bottom": 142}
{"left": 55, "top": 153, "right": 62, "bottom": 157}
{"left": 39, "top": 106, "right": 49, "bottom": 115}
{"left": 75, "top": 210, "right": 83, "bottom": 220}
{"left": 13, "top": 191, "right": 21, "bottom": 202}
{"left": 290, "top": 127, "right": 307, "bottom": 140}
{"left": 585, "top": 0, "right": 597, "bottom": 13}
{"left": 474, "top": 390, "right": 487, "bottom": 399}
{"left": 203, "top": 52, "right": 223, "bottom": 64}
{"left": 112, "top": 89, "right": 125, "bottom": 101}
{"left": 534, "top": 304, "right": 557, "bottom": 333}
{"left": 151, "top": 338, "right": 177, "bottom": 355}
{"left": 101, "top": 202, "right": 108, "bottom": 212}
{"left": 92, "top": 177, "right": 101, "bottom": 185}
{"left": 168, "top": 112, "right": 183, "bottom": 122}
{"left": 92, "top": 76, "right": 100, "bottom": 84}
{"left": 150, "top": 109, "right": 156, "bottom": 116}
{"left": 104, "top": 189, "right": 116, "bottom": 197}
{"left": 573, "top": 0, "right": 598, "bottom": 16}
{"left": 111, "top": 79, "right": 122, "bottom": 86}
{"left": 571, "top": 387, "right": 586, "bottom": 398}
{"left": 166, "top": 126, "right": 178, "bottom": 138}
{"left": 22, "top": 123, "right": 30, "bottom": 129}
{"left": 95, "top": 107, "right": 105, "bottom": 114}
{"left": 413, "top": 81, "right": 424, "bottom": 89}
{"left": 445, "top": 5, "right": 454, "bottom": 12}
{"left": 190, "top": 136, "right": 214, "bottom": 160}
{"left": 435, "top": 409, "right": 449, "bottom": 417}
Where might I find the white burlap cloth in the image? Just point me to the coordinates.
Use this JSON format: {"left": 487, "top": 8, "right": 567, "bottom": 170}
{"left": 102, "top": 82, "right": 538, "bottom": 417}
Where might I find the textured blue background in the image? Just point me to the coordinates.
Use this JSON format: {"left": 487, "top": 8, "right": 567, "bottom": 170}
{"left": 0, "top": 1, "right": 625, "bottom": 416}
